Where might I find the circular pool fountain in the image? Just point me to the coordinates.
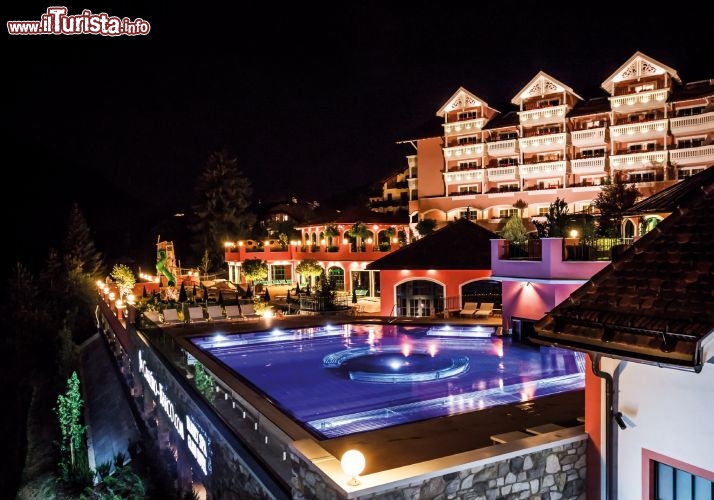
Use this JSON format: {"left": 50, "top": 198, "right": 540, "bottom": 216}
{"left": 323, "top": 347, "right": 470, "bottom": 382}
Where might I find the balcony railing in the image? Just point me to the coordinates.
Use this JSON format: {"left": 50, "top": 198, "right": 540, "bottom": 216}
{"left": 518, "top": 160, "right": 567, "bottom": 179}
{"left": 610, "top": 150, "right": 667, "bottom": 170}
{"left": 571, "top": 127, "right": 606, "bottom": 147}
{"left": 562, "top": 238, "right": 633, "bottom": 261}
{"left": 609, "top": 89, "right": 668, "bottom": 111}
{"left": 444, "top": 169, "right": 485, "bottom": 184}
{"left": 669, "top": 145, "right": 714, "bottom": 166}
{"left": 485, "top": 166, "right": 518, "bottom": 181}
{"left": 443, "top": 117, "right": 486, "bottom": 136}
{"left": 486, "top": 139, "right": 519, "bottom": 157}
{"left": 518, "top": 105, "right": 568, "bottom": 125}
{"left": 443, "top": 143, "right": 485, "bottom": 158}
{"left": 670, "top": 111, "right": 714, "bottom": 135}
{"left": 610, "top": 119, "right": 668, "bottom": 141}
{"left": 571, "top": 157, "right": 607, "bottom": 175}
{"left": 518, "top": 133, "right": 568, "bottom": 152}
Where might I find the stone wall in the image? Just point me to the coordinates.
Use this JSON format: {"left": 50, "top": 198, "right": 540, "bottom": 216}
{"left": 292, "top": 438, "right": 586, "bottom": 500}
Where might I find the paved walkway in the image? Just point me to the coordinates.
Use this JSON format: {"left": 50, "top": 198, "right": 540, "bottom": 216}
{"left": 79, "top": 333, "right": 140, "bottom": 472}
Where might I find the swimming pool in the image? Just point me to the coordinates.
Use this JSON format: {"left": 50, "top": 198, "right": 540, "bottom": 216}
{"left": 190, "top": 323, "right": 585, "bottom": 439}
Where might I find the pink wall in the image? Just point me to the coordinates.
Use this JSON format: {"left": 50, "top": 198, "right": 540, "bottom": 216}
{"left": 377, "top": 269, "right": 491, "bottom": 316}
{"left": 416, "top": 137, "right": 446, "bottom": 200}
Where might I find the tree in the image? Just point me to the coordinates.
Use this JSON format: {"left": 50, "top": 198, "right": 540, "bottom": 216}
{"left": 296, "top": 259, "right": 323, "bottom": 286}
{"left": 415, "top": 218, "right": 437, "bottom": 237}
{"left": 346, "top": 222, "right": 369, "bottom": 250}
{"left": 189, "top": 149, "right": 257, "bottom": 272}
{"left": 241, "top": 258, "right": 268, "bottom": 285}
{"left": 324, "top": 224, "right": 340, "bottom": 247}
{"left": 63, "top": 202, "right": 104, "bottom": 280}
{"left": 594, "top": 173, "right": 640, "bottom": 237}
{"left": 55, "top": 371, "right": 86, "bottom": 478}
{"left": 110, "top": 263, "right": 136, "bottom": 299}
{"left": 532, "top": 198, "right": 569, "bottom": 237}
{"left": 501, "top": 213, "right": 528, "bottom": 243}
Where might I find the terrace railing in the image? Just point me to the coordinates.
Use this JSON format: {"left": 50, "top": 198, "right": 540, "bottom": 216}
{"left": 562, "top": 238, "right": 633, "bottom": 261}
{"left": 502, "top": 239, "right": 542, "bottom": 260}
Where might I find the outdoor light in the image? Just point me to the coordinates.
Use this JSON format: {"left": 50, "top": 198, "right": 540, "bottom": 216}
{"left": 366, "top": 238, "right": 373, "bottom": 244}
{"left": 96, "top": 280, "right": 104, "bottom": 289}
{"left": 127, "top": 294, "right": 136, "bottom": 305}
{"left": 570, "top": 229, "right": 578, "bottom": 238}
{"left": 341, "top": 449, "right": 365, "bottom": 486}
{"left": 109, "top": 292, "right": 116, "bottom": 300}
{"left": 115, "top": 299, "right": 123, "bottom": 309}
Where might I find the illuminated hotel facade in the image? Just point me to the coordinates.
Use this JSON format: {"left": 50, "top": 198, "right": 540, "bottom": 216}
{"left": 404, "top": 51, "right": 714, "bottom": 236}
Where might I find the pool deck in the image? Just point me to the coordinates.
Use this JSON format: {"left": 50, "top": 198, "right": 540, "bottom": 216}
{"left": 159, "top": 313, "right": 584, "bottom": 475}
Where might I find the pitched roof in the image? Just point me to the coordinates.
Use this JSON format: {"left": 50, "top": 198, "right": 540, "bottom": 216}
{"left": 366, "top": 218, "right": 496, "bottom": 270}
{"left": 530, "top": 176, "right": 714, "bottom": 370}
{"left": 624, "top": 167, "right": 714, "bottom": 215}
{"left": 295, "top": 206, "right": 407, "bottom": 227}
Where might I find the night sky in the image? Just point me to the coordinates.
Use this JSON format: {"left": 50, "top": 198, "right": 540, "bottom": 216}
{"left": 7, "top": 2, "right": 713, "bottom": 271}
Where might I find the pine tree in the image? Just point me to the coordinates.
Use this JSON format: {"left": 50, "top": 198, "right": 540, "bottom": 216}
{"left": 594, "top": 173, "right": 641, "bottom": 237}
{"left": 189, "top": 150, "right": 256, "bottom": 272}
{"left": 62, "top": 202, "right": 104, "bottom": 278}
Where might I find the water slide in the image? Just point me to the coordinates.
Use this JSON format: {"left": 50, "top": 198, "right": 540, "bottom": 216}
{"left": 156, "top": 249, "right": 176, "bottom": 286}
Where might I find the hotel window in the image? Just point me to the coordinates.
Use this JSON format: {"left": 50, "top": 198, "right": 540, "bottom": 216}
{"left": 498, "top": 132, "right": 518, "bottom": 141}
{"left": 630, "top": 82, "right": 655, "bottom": 93}
{"left": 629, "top": 172, "right": 655, "bottom": 182}
{"left": 457, "top": 111, "right": 479, "bottom": 120}
{"left": 581, "top": 148, "right": 605, "bottom": 158}
{"left": 629, "top": 142, "right": 656, "bottom": 153}
{"left": 458, "top": 136, "right": 479, "bottom": 145}
{"left": 499, "top": 208, "right": 518, "bottom": 218}
{"left": 498, "top": 183, "right": 518, "bottom": 192}
{"left": 271, "top": 265, "right": 286, "bottom": 281}
{"left": 537, "top": 98, "right": 560, "bottom": 107}
{"left": 459, "top": 209, "right": 478, "bottom": 221}
{"left": 585, "top": 119, "right": 603, "bottom": 129}
{"left": 458, "top": 185, "right": 480, "bottom": 194}
{"left": 538, "top": 207, "right": 550, "bottom": 216}
{"left": 459, "top": 161, "right": 479, "bottom": 170}
{"left": 498, "top": 158, "right": 518, "bottom": 167}
{"left": 678, "top": 167, "right": 705, "bottom": 179}
{"left": 655, "top": 462, "right": 713, "bottom": 499}
{"left": 677, "top": 137, "right": 705, "bottom": 148}
{"left": 676, "top": 106, "right": 705, "bottom": 117}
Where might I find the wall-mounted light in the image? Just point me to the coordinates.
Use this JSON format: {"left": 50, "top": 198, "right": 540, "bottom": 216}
{"left": 341, "top": 449, "right": 365, "bottom": 486}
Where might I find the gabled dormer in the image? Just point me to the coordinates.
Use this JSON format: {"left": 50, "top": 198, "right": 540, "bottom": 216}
{"left": 602, "top": 52, "right": 681, "bottom": 113}
{"left": 437, "top": 87, "right": 498, "bottom": 137}
{"left": 512, "top": 71, "right": 582, "bottom": 126}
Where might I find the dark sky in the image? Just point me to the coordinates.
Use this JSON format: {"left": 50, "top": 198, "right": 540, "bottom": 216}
{"left": 6, "top": 2, "right": 714, "bottom": 271}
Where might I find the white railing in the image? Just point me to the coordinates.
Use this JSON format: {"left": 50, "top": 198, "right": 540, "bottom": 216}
{"left": 609, "top": 89, "right": 668, "bottom": 110}
{"left": 444, "top": 169, "right": 485, "bottom": 184}
{"left": 518, "top": 105, "right": 568, "bottom": 125}
{"left": 571, "top": 128, "right": 606, "bottom": 147}
{"left": 443, "top": 143, "right": 485, "bottom": 158}
{"left": 443, "top": 117, "right": 487, "bottom": 135}
{"left": 610, "top": 119, "right": 668, "bottom": 139}
{"left": 519, "top": 160, "right": 567, "bottom": 179}
{"left": 669, "top": 145, "right": 714, "bottom": 166}
{"left": 609, "top": 151, "right": 667, "bottom": 169}
{"left": 670, "top": 111, "right": 714, "bottom": 134}
{"left": 486, "top": 139, "right": 519, "bottom": 156}
{"left": 519, "top": 133, "right": 568, "bottom": 151}
{"left": 486, "top": 166, "right": 518, "bottom": 181}
{"left": 571, "top": 157, "right": 607, "bottom": 174}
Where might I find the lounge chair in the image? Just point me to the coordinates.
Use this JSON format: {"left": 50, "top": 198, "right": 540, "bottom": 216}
{"left": 162, "top": 308, "right": 182, "bottom": 324}
{"left": 187, "top": 305, "right": 207, "bottom": 323}
{"left": 224, "top": 304, "right": 242, "bottom": 319}
{"left": 206, "top": 305, "right": 225, "bottom": 321}
{"left": 474, "top": 302, "right": 495, "bottom": 317}
{"left": 240, "top": 302, "right": 259, "bottom": 319}
{"left": 143, "top": 310, "right": 161, "bottom": 325}
{"left": 459, "top": 302, "right": 479, "bottom": 317}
